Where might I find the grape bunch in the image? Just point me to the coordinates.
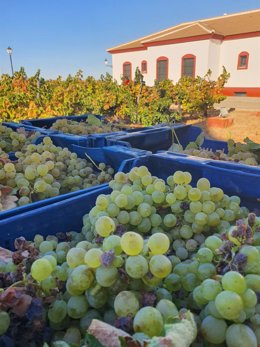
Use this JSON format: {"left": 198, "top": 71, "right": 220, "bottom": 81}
{"left": 50, "top": 118, "right": 123, "bottom": 135}
{"left": 0, "top": 137, "right": 114, "bottom": 208}
{"left": 0, "top": 167, "right": 260, "bottom": 347}
{"left": 176, "top": 134, "right": 260, "bottom": 167}
{"left": 0, "top": 123, "right": 41, "bottom": 154}
{"left": 82, "top": 166, "right": 248, "bottom": 254}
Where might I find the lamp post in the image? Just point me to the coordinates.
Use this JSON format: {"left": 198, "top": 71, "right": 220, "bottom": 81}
{"left": 104, "top": 58, "right": 112, "bottom": 68}
{"left": 6, "top": 47, "right": 14, "bottom": 76}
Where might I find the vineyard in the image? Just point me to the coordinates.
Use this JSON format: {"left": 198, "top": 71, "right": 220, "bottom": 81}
{"left": 0, "top": 67, "right": 229, "bottom": 125}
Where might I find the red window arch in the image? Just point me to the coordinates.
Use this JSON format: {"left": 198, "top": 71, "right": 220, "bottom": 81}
{"left": 156, "top": 56, "right": 168, "bottom": 81}
{"left": 237, "top": 52, "right": 249, "bottom": 70}
{"left": 141, "top": 60, "right": 147, "bottom": 74}
{"left": 122, "top": 62, "right": 132, "bottom": 81}
{"left": 181, "top": 54, "right": 196, "bottom": 78}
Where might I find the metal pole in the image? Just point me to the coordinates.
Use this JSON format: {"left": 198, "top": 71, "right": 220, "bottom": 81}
{"left": 9, "top": 54, "right": 14, "bottom": 76}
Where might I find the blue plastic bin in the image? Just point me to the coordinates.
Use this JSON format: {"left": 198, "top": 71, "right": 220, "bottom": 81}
{"left": 0, "top": 143, "right": 149, "bottom": 221}
{"left": 1, "top": 152, "right": 259, "bottom": 249}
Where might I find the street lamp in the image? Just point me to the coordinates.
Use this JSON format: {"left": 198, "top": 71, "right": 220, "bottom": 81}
{"left": 6, "top": 47, "right": 14, "bottom": 76}
{"left": 104, "top": 58, "right": 112, "bottom": 68}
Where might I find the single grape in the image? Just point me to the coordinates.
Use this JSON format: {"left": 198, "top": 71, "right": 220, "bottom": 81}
{"left": 120, "top": 232, "right": 144, "bottom": 256}
{"left": 114, "top": 291, "right": 140, "bottom": 317}
{"left": 0, "top": 311, "right": 10, "bottom": 335}
{"left": 95, "top": 216, "right": 116, "bottom": 237}
{"left": 222, "top": 271, "right": 247, "bottom": 294}
{"left": 84, "top": 248, "right": 103, "bottom": 268}
{"left": 226, "top": 324, "right": 257, "bottom": 347}
{"left": 125, "top": 255, "right": 148, "bottom": 279}
{"left": 215, "top": 290, "right": 244, "bottom": 320}
{"left": 48, "top": 300, "right": 67, "bottom": 323}
{"left": 31, "top": 258, "right": 53, "bottom": 282}
{"left": 149, "top": 254, "right": 172, "bottom": 278}
{"left": 67, "top": 295, "right": 88, "bottom": 319}
{"left": 201, "top": 315, "right": 227, "bottom": 344}
{"left": 133, "top": 307, "right": 163, "bottom": 337}
{"left": 148, "top": 233, "right": 170, "bottom": 254}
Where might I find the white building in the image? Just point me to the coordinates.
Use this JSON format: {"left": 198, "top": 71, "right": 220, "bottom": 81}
{"left": 107, "top": 9, "right": 260, "bottom": 97}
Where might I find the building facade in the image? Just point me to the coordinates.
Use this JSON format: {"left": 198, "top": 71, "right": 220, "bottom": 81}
{"left": 107, "top": 9, "right": 260, "bottom": 96}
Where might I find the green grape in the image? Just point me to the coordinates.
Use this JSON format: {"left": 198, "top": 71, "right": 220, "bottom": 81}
{"left": 156, "top": 299, "right": 178, "bottom": 322}
{"left": 195, "top": 212, "right": 208, "bottom": 226}
{"left": 149, "top": 254, "right": 172, "bottom": 279}
{"left": 241, "top": 288, "right": 257, "bottom": 308}
{"left": 31, "top": 258, "right": 53, "bottom": 282}
{"left": 121, "top": 232, "right": 144, "bottom": 255}
{"left": 222, "top": 271, "right": 247, "bottom": 294}
{"left": 171, "top": 201, "right": 182, "bottom": 213}
{"left": 180, "top": 225, "right": 193, "bottom": 239}
{"left": 0, "top": 311, "right": 10, "bottom": 335}
{"left": 205, "top": 235, "right": 222, "bottom": 252}
{"left": 197, "top": 177, "right": 210, "bottom": 191}
{"left": 164, "top": 273, "right": 181, "bottom": 292}
{"left": 125, "top": 255, "right": 148, "bottom": 279}
{"left": 152, "top": 190, "right": 165, "bottom": 204}
{"left": 193, "top": 285, "right": 209, "bottom": 306}
{"left": 96, "top": 266, "right": 118, "bottom": 287}
{"left": 156, "top": 288, "right": 172, "bottom": 301}
{"left": 202, "top": 201, "right": 215, "bottom": 214}
{"left": 226, "top": 324, "right": 257, "bottom": 347}
{"left": 34, "top": 234, "right": 44, "bottom": 247}
{"left": 25, "top": 166, "right": 36, "bottom": 180}
{"left": 188, "top": 188, "right": 202, "bottom": 201}
{"left": 43, "top": 255, "right": 57, "bottom": 270}
{"left": 147, "top": 233, "right": 170, "bottom": 254}
{"left": 163, "top": 214, "right": 177, "bottom": 228}
{"left": 86, "top": 284, "right": 108, "bottom": 309}
{"left": 174, "top": 185, "right": 187, "bottom": 200}
{"left": 95, "top": 216, "right": 115, "bottom": 237}
{"left": 37, "top": 164, "right": 49, "bottom": 176}
{"left": 84, "top": 248, "right": 103, "bottom": 268}
{"left": 181, "top": 273, "right": 199, "bottom": 292}
{"left": 107, "top": 203, "right": 120, "bottom": 217}
{"left": 117, "top": 210, "right": 130, "bottom": 224}
{"left": 133, "top": 307, "right": 163, "bottom": 338}
{"left": 201, "top": 279, "right": 222, "bottom": 301}
{"left": 190, "top": 201, "right": 202, "bottom": 214}
{"left": 183, "top": 171, "right": 192, "bottom": 184}
{"left": 207, "top": 300, "right": 223, "bottom": 319}
{"left": 215, "top": 290, "right": 244, "bottom": 320}
{"left": 201, "top": 315, "right": 227, "bottom": 344}
{"left": 66, "top": 247, "right": 86, "bottom": 268}
{"left": 172, "top": 171, "right": 186, "bottom": 185}
{"left": 114, "top": 291, "right": 140, "bottom": 317}
{"left": 132, "top": 191, "right": 144, "bottom": 205}
{"left": 150, "top": 213, "right": 162, "bottom": 227}
{"left": 34, "top": 180, "right": 47, "bottom": 193}
{"left": 138, "top": 202, "right": 152, "bottom": 218}
{"left": 39, "top": 240, "right": 54, "bottom": 253}
{"left": 70, "top": 265, "right": 94, "bottom": 291}
{"left": 166, "top": 192, "right": 176, "bottom": 205}
{"left": 141, "top": 174, "right": 152, "bottom": 186}
{"left": 103, "top": 235, "right": 122, "bottom": 255}
{"left": 197, "top": 263, "right": 216, "bottom": 281}
{"left": 4, "top": 163, "right": 15, "bottom": 173}
{"left": 114, "top": 193, "right": 128, "bottom": 208}
{"left": 210, "top": 187, "right": 224, "bottom": 202}
{"left": 41, "top": 276, "right": 56, "bottom": 293}
{"left": 96, "top": 194, "right": 109, "bottom": 210}
{"left": 196, "top": 248, "right": 214, "bottom": 263}
{"left": 76, "top": 241, "right": 92, "bottom": 251}
{"left": 176, "top": 247, "right": 188, "bottom": 260}
{"left": 67, "top": 295, "right": 88, "bottom": 319}
{"left": 48, "top": 300, "right": 67, "bottom": 323}
{"left": 184, "top": 210, "right": 195, "bottom": 223}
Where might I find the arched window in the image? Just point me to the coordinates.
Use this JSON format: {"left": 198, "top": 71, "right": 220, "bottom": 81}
{"left": 156, "top": 56, "right": 168, "bottom": 81}
{"left": 237, "top": 52, "right": 249, "bottom": 70}
{"left": 122, "top": 62, "right": 132, "bottom": 80}
{"left": 181, "top": 54, "right": 196, "bottom": 77}
{"left": 141, "top": 60, "right": 147, "bottom": 74}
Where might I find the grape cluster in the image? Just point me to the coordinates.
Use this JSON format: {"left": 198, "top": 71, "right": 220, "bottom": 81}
{"left": 0, "top": 137, "right": 114, "bottom": 207}
{"left": 179, "top": 137, "right": 259, "bottom": 167}
{"left": 0, "top": 124, "right": 41, "bottom": 154}
{"left": 50, "top": 118, "right": 123, "bottom": 135}
{"left": 1, "top": 167, "right": 260, "bottom": 347}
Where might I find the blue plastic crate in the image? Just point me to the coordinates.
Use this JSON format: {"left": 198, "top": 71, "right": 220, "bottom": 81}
{"left": 0, "top": 143, "right": 149, "bottom": 221}
{"left": 1, "top": 152, "right": 259, "bottom": 248}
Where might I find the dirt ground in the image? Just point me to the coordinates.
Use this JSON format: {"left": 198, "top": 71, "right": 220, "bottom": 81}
{"left": 186, "top": 110, "right": 260, "bottom": 143}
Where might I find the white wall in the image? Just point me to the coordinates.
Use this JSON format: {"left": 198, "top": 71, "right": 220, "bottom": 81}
{"left": 111, "top": 36, "right": 260, "bottom": 88}
{"left": 219, "top": 37, "right": 260, "bottom": 87}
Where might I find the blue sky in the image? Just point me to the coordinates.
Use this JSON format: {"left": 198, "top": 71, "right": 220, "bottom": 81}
{"left": 1, "top": 0, "right": 259, "bottom": 79}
